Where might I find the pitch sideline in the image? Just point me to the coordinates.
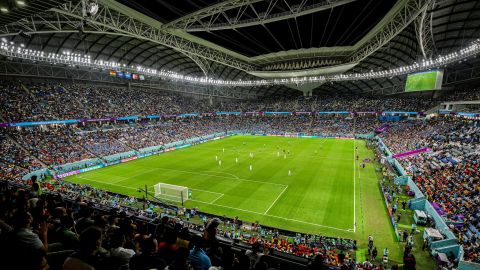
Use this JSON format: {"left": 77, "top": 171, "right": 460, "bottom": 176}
{"left": 353, "top": 139, "right": 357, "bottom": 233}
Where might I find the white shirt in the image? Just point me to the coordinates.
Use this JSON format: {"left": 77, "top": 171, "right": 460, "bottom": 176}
{"left": 111, "top": 247, "right": 135, "bottom": 261}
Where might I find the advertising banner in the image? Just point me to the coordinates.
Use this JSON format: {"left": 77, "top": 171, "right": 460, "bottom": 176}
{"left": 11, "top": 119, "right": 80, "bottom": 126}
{"left": 80, "top": 118, "right": 116, "bottom": 123}
{"left": 392, "top": 148, "right": 430, "bottom": 159}
{"left": 215, "top": 112, "right": 241, "bottom": 115}
{"left": 121, "top": 156, "right": 138, "bottom": 163}
{"left": 54, "top": 170, "right": 80, "bottom": 179}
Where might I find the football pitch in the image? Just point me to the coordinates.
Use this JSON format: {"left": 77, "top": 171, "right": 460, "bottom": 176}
{"left": 66, "top": 135, "right": 406, "bottom": 261}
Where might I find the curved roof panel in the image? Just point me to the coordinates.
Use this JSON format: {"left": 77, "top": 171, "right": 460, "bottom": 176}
{"left": 0, "top": 0, "right": 479, "bottom": 96}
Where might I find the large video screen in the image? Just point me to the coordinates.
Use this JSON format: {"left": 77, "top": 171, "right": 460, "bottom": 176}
{"left": 405, "top": 70, "right": 443, "bottom": 92}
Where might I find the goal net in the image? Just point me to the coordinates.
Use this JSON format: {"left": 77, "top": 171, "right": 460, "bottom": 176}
{"left": 153, "top": 183, "right": 190, "bottom": 204}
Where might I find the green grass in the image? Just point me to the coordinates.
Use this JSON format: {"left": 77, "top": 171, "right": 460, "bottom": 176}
{"left": 64, "top": 135, "right": 434, "bottom": 268}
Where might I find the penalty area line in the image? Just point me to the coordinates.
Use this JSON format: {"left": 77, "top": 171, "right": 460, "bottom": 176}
{"left": 189, "top": 188, "right": 223, "bottom": 195}
{"left": 192, "top": 198, "right": 351, "bottom": 233}
{"left": 202, "top": 171, "right": 240, "bottom": 179}
{"left": 76, "top": 176, "right": 145, "bottom": 191}
{"left": 264, "top": 185, "right": 288, "bottom": 215}
{"left": 143, "top": 167, "right": 287, "bottom": 188}
{"left": 111, "top": 167, "right": 159, "bottom": 184}
{"left": 209, "top": 194, "right": 224, "bottom": 204}
{"left": 72, "top": 177, "right": 351, "bottom": 233}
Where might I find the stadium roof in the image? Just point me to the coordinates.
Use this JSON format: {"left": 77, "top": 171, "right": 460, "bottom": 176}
{"left": 0, "top": 0, "right": 480, "bottom": 96}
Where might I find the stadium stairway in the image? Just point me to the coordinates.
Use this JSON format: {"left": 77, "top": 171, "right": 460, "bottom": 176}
{"left": 5, "top": 133, "right": 48, "bottom": 168}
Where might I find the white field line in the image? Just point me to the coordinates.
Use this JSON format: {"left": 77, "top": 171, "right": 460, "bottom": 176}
{"left": 266, "top": 213, "right": 354, "bottom": 233}
{"left": 143, "top": 167, "right": 287, "bottom": 188}
{"left": 190, "top": 197, "right": 352, "bottom": 232}
{"left": 209, "top": 193, "right": 224, "bottom": 204}
{"left": 264, "top": 185, "right": 288, "bottom": 214}
{"left": 101, "top": 175, "right": 129, "bottom": 183}
{"left": 75, "top": 176, "right": 351, "bottom": 233}
{"left": 77, "top": 175, "right": 138, "bottom": 190}
{"left": 110, "top": 168, "right": 158, "bottom": 184}
{"left": 189, "top": 199, "right": 263, "bottom": 215}
{"left": 189, "top": 188, "right": 223, "bottom": 195}
{"left": 299, "top": 156, "right": 353, "bottom": 161}
{"left": 195, "top": 137, "right": 328, "bottom": 153}
{"left": 202, "top": 171, "right": 240, "bottom": 179}
{"left": 156, "top": 193, "right": 183, "bottom": 202}
{"left": 197, "top": 141, "right": 351, "bottom": 161}
{"left": 160, "top": 197, "right": 183, "bottom": 203}
{"left": 353, "top": 139, "right": 356, "bottom": 233}
{"left": 77, "top": 176, "right": 222, "bottom": 199}
{"left": 78, "top": 176, "right": 222, "bottom": 197}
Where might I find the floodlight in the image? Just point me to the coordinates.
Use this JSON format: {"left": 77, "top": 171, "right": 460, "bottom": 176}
{"left": 87, "top": 2, "right": 99, "bottom": 16}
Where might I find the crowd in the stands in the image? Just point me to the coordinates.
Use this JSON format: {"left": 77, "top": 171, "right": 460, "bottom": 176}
{"left": 1, "top": 115, "right": 381, "bottom": 172}
{"left": 0, "top": 176, "right": 367, "bottom": 270}
{"left": 2, "top": 79, "right": 479, "bottom": 123}
{"left": 380, "top": 119, "right": 480, "bottom": 263}
{"left": 0, "top": 133, "right": 43, "bottom": 178}
{"left": 1, "top": 79, "right": 480, "bottom": 269}
{"left": 7, "top": 127, "right": 95, "bottom": 166}
{"left": 77, "top": 131, "right": 132, "bottom": 157}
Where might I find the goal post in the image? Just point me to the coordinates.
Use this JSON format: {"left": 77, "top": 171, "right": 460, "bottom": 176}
{"left": 154, "top": 183, "right": 191, "bottom": 205}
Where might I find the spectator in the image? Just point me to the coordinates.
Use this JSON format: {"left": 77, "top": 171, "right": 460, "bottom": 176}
{"left": 189, "top": 234, "right": 211, "bottom": 270}
{"left": 3, "top": 211, "right": 48, "bottom": 270}
{"left": 157, "top": 228, "right": 179, "bottom": 265}
{"left": 53, "top": 215, "right": 79, "bottom": 251}
{"left": 129, "top": 236, "right": 166, "bottom": 270}
{"left": 245, "top": 242, "right": 263, "bottom": 268}
{"left": 63, "top": 226, "right": 104, "bottom": 270}
{"left": 110, "top": 231, "right": 136, "bottom": 270}
{"left": 165, "top": 247, "right": 193, "bottom": 270}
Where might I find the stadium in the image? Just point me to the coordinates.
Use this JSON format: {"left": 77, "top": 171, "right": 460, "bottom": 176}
{"left": 0, "top": 0, "right": 479, "bottom": 269}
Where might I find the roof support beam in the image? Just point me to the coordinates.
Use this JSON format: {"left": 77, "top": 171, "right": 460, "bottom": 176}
{"left": 55, "top": 33, "right": 75, "bottom": 54}
{"left": 127, "top": 46, "right": 169, "bottom": 66}
{"left": 106, "top": 37, "right": 137, "bottom": 61}
{"left": 77, "top": 0, "right": 254, "bottom": 71}
{"left": 349, "top": 0, "right": 433, "bottom": 63}
{"left": 183, "top": 52, "right": 213, "bottom": 76}
{"left": 0, "top": 0, "right": 436, "bottom": 83}
{"left": 0, "top": 0, "right": 256, "bottom": 72}
{"left": 415, "top": 0, "right": 436, "bottom": 59}
{"left": 165, "top": 0, "right": 263, "bottom": 30}
{"left": 93, "top": 35, "right": 122, "bottom": 60}
{"left": 174, "top": 0, "right": 358, "bottom": 32}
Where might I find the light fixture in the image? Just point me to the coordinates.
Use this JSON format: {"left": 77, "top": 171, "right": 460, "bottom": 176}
{"left": 87, "top": 2, "right": 99, "bottom": 16}
{"left": 0, "top": 39, "right": 479, "bottom": 86}
{"left": 16, "top": 0, "right": 26, "bottom": 6}
{"left": 0, "top": 7, "right": 8, "bottom": 13}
